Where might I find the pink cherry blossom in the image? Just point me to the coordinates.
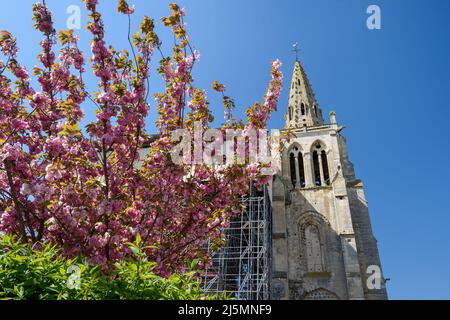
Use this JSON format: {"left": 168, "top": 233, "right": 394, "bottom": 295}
{"left": 0, "top": 0, "right": 283, "bottom": 276}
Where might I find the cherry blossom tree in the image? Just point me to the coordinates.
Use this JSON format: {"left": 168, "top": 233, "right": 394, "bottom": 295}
{"left": 0, "top": 0, "right": 283, "bottom": 275}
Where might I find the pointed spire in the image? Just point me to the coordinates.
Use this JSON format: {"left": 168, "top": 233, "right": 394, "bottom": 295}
{"left": 285, "top": 58, "right": 324, "bottom": 128}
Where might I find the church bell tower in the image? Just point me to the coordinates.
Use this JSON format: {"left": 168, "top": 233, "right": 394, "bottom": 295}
{"left": 269, "top": 57, "right": 388, "bottom": 300}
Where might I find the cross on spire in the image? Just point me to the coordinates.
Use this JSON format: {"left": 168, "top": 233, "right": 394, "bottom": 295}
{"left": 292, "top": 42, "right": 300, "bottom": 61}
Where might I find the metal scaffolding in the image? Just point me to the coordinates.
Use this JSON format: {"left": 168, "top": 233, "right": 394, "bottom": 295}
{"left": 201, "top": 187, "right": 272, "bottom": 300}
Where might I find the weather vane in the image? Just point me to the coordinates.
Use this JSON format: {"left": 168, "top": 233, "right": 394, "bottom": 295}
{"left": 292, "top": 42, "right": 300, "bottom": 60}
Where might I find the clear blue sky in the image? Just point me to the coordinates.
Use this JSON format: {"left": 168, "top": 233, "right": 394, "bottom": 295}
{"left": 1, "top": 0, "right": 449, "bottom": 299}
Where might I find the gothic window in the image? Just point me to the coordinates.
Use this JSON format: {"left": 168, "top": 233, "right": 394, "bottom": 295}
{"left": 314, "top": 105, "right": 318, "bottom": 117}
{"left": 288, "top": 106, "right": 293, "bottom": 120}
{"left": 297, "top": 79, "right": 301, "bottom": 86}
{"left": 289, "top": 146, "right": 305, "bottom": 188}
{"left": 300, "top": 103, "right": 305, "bottom": 116}
{"left": 312, "top": 142, "right": 330, "bottom": 187}
{"left": 321, "top": 150, "right": 330, "bottom": 185}
{"left": 313, "top": 151, "right": 321, "bottom": 186}
{"left": 298, "top": 151, "right": 305, "bottom": 187}
{"left": 299, "top": 213, "right": 329, "bottom": 276}
{"left": 305, "top": 225, "right": 323, "bottom": 272}
{"left": 290, "top": 153, "right": 296, "bottom": 187}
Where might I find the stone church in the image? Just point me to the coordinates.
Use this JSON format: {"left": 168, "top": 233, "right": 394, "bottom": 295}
{"left": 268, "top": 58, "right": 388, "bottom": 300}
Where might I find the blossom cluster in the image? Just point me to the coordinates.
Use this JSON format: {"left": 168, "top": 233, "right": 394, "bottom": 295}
{"left": 0, "top": 0, "right": 283, "bottom": 275}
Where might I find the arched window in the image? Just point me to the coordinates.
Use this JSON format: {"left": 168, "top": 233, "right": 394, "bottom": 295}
{"left": 314, "top": 105, "right": 318, "bottom": 117}
{"left": 300, "top": 103, "right": 305, "bottom": 116}
{"left": 305, "top": 225, "right": 323, "bottom": 272}
{"left": 289, "top": 146, "right": 305, "bottom": 188}
{"left": 298, "top": 151, "right": 306, "bottom": 187}
{"left": 312, "top": 143, "right": 330, "bottom": 187}
{"left": 313, "top": 151, "right": 321, "bottom": 186}
{"left": 299, "top": 212, "right": 330, "bottom": 278}
{"left": 321, "top": 150, "right": 330, "bottom": 185}
{"left": 297, "top": 79, "right": 301, "bottom": 86}
{"left": 288, "top": 106, "right": 293, "bottom": 121}
{"left": 290, "top": 152, "right": 296, "bottom": 188}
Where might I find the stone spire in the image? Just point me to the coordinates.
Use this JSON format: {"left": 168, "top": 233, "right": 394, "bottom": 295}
{"left": 285, "top": 59, "right": 324, "bottom": 128}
